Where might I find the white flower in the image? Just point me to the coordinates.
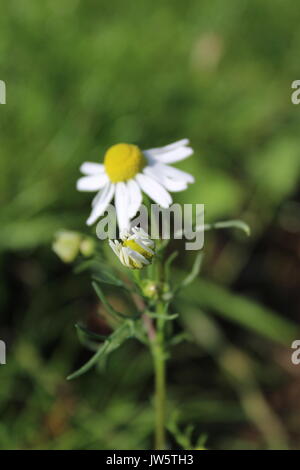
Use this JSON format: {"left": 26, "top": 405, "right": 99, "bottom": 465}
{"left": 109, "top": 226, "right": 155, "bottom": 269}
{"left": 77, "top": 139, "right": 194, "bottom": 230}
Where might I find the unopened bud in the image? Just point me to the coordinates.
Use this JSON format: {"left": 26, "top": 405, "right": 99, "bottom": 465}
{"left": 52, "top": 230, "right": 81, "bottom": 263}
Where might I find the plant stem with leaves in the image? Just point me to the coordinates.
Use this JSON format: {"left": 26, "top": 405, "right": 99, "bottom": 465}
{"left": 60, "top": 220, "right": 250, "bottom": 450}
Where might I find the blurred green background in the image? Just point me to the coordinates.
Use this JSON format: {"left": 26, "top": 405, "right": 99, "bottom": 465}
{"left": 1, "top": 0, "right": 300, "bottom": 449}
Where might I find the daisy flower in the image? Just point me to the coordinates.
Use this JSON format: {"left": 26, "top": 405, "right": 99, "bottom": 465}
{"left": 109, "top": 227, "right": 155, "bottom": 269}
{"left": 77, "top": 139, "right": 194, "bottom": 230}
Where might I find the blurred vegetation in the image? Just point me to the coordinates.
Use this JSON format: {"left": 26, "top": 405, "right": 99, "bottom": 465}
{"left": 1, "top": 0, "right": 300, "bottom": 449}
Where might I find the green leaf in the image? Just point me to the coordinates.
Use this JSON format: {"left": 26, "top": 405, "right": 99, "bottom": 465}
{"left": 67, "top": 322, "right": 132, "bottom": 380}
{"left": 167, "top": 417, "right": 194, "bottom": 450}
{"left": 176, "top": 252, "right": 203, "bottom": 292}
{"left": 167, "top": 332, "right": 191, "bottom": 347}
{"left": 92, "top": 281, "right": 134, "bottom": 320}
{"left": 146, "top": 311, "right": 179, "bottom": 321}
{"left": 195, "top": 433, "right": 208, "bottom": 449}
{"left": 75, "top": 323, "right": 107, "bottom": 342}
{"left": 75, "top": 259, "right": 125, "bottom": 287}
{"left": 179, "top": 306, "right": 225, "bottom": 353}
{"left": 165, "top": 251, "right": 178, "bottom": 282}
{"left": 67, "top": 341, "right": 110, "bottom": 380}
{"left": 175, "top": 272, "right": 297, "bottom": 345}
{"left": 202, "top": 219, "right": 251, "bottom": 236}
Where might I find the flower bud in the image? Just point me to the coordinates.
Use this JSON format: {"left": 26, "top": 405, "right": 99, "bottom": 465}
{"left": 109, "top": 226, "right": 155, "bottom": 270}
{"left": 52, "top": 230, "right": 81, "bottom": 263}
{"left": 80, "top": 237, "right": 96, "bottom": 257}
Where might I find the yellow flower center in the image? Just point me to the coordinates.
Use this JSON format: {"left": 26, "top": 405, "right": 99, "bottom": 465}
{"left": 104, "top": 143, "right": 146, "bottom": 183}
{"left": 123, "top": 239, "right": 155, "bottom": 261}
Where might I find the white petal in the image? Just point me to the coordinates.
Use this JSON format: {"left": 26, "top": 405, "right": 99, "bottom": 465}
{"left": 143, "top": 165, "right": 165, "bottom": 185}
{"left": 109, "top": 240, "right": 120, "bottom": 257}
{"left": 158, "top": 164, "right": 195, "bottom": 183}
{"left": 136, "top": 173, "right": 172, "bottom": 208}
{"left": 162, "top": 178, "right": 188, "bottom": 192}
{"left": 127, "top": 179, "right": 142, "bottom": 218}
{"left": 121, "top": 247, "right": 131, "bottom": 267}
{"left": 128, "top": 248, "right": 149, "bottom": 267}
{"left": 115, "top": 182, "right": 130, "bottom": 231}
{"left": 86, "top": 183, "right": 115, "bottom": 225}
{"left": 155, "top": 146, "right": 193, "bottom": 164}
{"left": 134, "top": 238, "right": 154, "bottom": 255}
{"left": 145, "top": 139, "right": 190, "bottom": 155}
{"left": 92, "top": 190, "right": 102, "bottom": 207}
{"left": 80, "top": 162, "right": 105, "bottom": 175}
{"left": 144, "top": 165, "right": 190, "bottom": 192}
{"left": 77, "top": 174, "right": 109, "bottom": 192}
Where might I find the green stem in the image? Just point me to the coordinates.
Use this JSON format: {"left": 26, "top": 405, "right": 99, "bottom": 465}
{"left": 151, "top": 300, "right": 167, "bottom": 449}
{"left": 152, "top": 339, "right": 166, "bottom": 449}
